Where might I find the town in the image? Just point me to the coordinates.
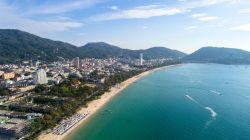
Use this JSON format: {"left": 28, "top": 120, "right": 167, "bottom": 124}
{"left": 0, "top": 54, "right": 179, "bottom": 139}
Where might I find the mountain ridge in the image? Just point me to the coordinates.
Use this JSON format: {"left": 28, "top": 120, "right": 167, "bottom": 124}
{"left": 0, "top": 29, "right": 186, "bottom": 64}
{"left": 2, "top": 29, "right": 250, "bottom": 65}
{"left": 183, "top": 46, "right": 250, "bottom": 64}
{"left": 80, "top": 43, "right": 186, "bottom": 59}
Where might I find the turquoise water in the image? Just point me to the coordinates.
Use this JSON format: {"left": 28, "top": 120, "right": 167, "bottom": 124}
{"left": 69, "top": 64, "right": 250, "bottom": 140}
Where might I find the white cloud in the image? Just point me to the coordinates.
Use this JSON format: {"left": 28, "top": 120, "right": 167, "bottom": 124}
{"left": 183, "top": 0, "right": 241, "bottom": 10}
{"left": 28, "top": 0, "right": 103, "bottom": 15}
{"left": 90, "top": 0, "right": 236, "bottom": 21}
{"left": 199, "top": 0, "right": 229, "bottom": 5}
{"left": 239, "top": 8, "right": 250, "bottom": 13}
{"left": 193, "top": 0, "right": 239, "bottom": 6}
{"left": 91, "top": 5, "right": 187, "bottom": 21}
{"left": 231, "top": 23, "right": 250, "bottom": 31}
{"left": 178, "top": 0, "right": 187, "bottom": 2}
{"left": 229, "top": 0, "right": 242, "bottom": 4}
{"left": 191, "top": 13, "right": 218, "bottom": 21}
{"left": 0, "top": 1, "right": 83, "bottom": 33}
{"left": 143, "top": 26, "right": 149, "bottom": 29}
{"left": 197, "top": 16, "right": 218, "bottom": 21}
{"left": 192, "top": 13, "right": 207, "bottom": 18}
{"left": 110, "top": 6, "right": 119, "bottom": 11}
{"left": 185, "top": 26, "right": 197, "bottom": 30}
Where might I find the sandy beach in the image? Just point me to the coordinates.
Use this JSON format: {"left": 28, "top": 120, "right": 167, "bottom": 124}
{"left": 37, "top": 65, "right": 176, "bottom": 140}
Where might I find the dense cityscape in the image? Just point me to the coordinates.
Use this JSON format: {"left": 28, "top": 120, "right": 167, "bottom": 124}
{"left": 0, "top": 54, "right": 178, "bottom": 139}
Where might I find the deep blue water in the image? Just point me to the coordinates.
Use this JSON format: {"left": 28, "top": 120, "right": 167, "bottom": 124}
{"left": 69, "top": 64, "right": 250, "bottom": 140}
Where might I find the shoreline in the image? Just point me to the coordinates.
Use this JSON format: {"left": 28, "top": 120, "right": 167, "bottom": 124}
{"left": 37, "top": 65, "right": 177, "bottom": 140}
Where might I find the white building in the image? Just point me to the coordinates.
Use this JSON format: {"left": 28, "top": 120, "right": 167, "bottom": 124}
{"left": 0, "top": 71, "right": 4, "bottom": 77}
{"left": 34, "top": 68, "right": 48, "bottom": 84}
{"left": 35, "top": 61, "right": 40, "bottom": 68}
{"left": 140, "top": 53, "right": 143, "bottom": 65}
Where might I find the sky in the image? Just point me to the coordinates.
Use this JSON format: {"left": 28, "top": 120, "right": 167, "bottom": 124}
{"left": 0, "top": 0, "right": 250, "bottom": 54}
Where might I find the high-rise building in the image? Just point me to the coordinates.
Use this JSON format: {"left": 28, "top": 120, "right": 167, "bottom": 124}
{"left": 140, "top": 53, "right": 143, "bottom": 65}
{"left": 34, "top": 68, "right": 47, "bottom": 84}
{"left": 72, "top": 57, "right": 80, "bottom": 68}
{"left": 35, "top": 61, "right": 40, "bottom": 68}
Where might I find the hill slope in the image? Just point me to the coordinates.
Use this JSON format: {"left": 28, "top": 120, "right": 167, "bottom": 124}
{"left": 79, "top": 42, "right": 124, "bottom": 58}
{"left": 79, "top": 43, "right": 186, "bottom": 59}
{"left": 183, "top": 47, "right": 250, "bottom": 64}
{"left": 0, "top": 29, "right": 79, "bottom": 63}
{"left": 143, "top": 47, "right": 186, "bottom": 59}
{"left": 0, "top": 29, "right": 186, "bottom": 64}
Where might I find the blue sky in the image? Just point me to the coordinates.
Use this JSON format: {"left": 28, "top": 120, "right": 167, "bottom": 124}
{"left": 0, "top": 0, "right": 250, "bottom": 53}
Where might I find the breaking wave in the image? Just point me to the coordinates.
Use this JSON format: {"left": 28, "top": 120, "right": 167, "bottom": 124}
{"left": 205, "top": 106, "right": 217, "bottom": 118}
{"left": 185, "top": 94, "right": 200, "bottom": 104}
{"left": 209, "top": 90, "right": 222, "bottom": 95}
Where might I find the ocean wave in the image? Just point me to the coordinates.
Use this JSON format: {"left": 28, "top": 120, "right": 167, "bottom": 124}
{"left": 190, "top": 80, "right": 202, "bottom": 83}
{"left": 209, "top": 90, "right": 222, "bottom": 95}
{"left": 185, "top": 94, "right": 200, "bottom": 104}
{"left": 205, "top": 107, "right": 217, "bottom": 118}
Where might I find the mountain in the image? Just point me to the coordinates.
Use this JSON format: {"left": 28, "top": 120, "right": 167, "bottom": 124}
{"left": 183, "top": 47, "right": 250, "bottom": 64}
{"left": 0, "top": 29, "right": 186, "bottom": 64}
{"left": 143, "top": 47, "right": 186, "bottom": 59}
{"left": 0, "top": 29, "right": 79, "bottom": 64}
{"left": 79, "top": 43, "right": 186, "bottom": 59}
{"left": 79, "top": 42, "right": 123, "bottom": 58}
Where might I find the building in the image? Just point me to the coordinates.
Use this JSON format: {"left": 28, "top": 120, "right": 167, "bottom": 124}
{"left": 71, "top": 80, "right": 81, "bottom": 88}
{"left": 35, "top": 61, "right": 40, "bottom": 68}
{"left": 99, "top": 78, "right": 105, "bottom": 84}
{"left": 2, "top": 72, "right": 15, "bottom": 80}
{"left": 0, "top": 71, "right": 4, "bottom": 77}
{"left": 34, "top": 68, "right": 48, "bottom": 84}
{"left": 0, "top": 117, "right": 30, "bottom": 139}
{"left": 72, "top": 57, "right": 80, "bottom": 68}
{"left": 140, "top": 53, "right": 143, "bottom": 65}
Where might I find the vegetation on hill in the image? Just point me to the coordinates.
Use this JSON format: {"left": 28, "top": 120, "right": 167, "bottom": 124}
{"left": 143, "top": 47, "right": 186, "bottom": 59}
{"left": 79, "top": 42, "right": 123, "bottom": 58}
{"left": 0, "top": 29, "right": 79, "bottom": 64}
{"left": 3, "top": 29, "right": 249, "bottom": 65}
{"left": 183, "top": 47, "right": 250, "bottom": 64}
{"left": 0, "top": 29, "right": 186, "bottom": 64}
{"left": 79, "top": 43, "right": 186, "bottom": 59}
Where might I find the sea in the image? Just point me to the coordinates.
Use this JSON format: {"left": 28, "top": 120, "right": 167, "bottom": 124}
{"left": 68, "top": 64, "right": 250, "bottom": 140}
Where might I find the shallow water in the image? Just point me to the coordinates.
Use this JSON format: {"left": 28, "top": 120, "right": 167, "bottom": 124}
{"left": 69, "top": 64, "right": 250, "bottom": 140}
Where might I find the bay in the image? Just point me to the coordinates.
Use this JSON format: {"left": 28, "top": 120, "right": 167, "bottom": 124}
{"left": 69, "top": 64, "right": 250, "bottom": 140}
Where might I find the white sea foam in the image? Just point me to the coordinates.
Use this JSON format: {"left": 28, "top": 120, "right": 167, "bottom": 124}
{"left": 190, "top": 80, "right": 202, "bottom": 83}
{"left": 185, "top": 95, "right": 199, "bottom": 104}
{"left": 209, "top": 90, "right": 222, "bottom": 95}
{"left": 205, "top": 107, "right": 217, "bottom": 118}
